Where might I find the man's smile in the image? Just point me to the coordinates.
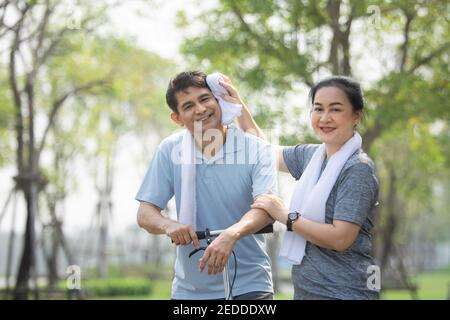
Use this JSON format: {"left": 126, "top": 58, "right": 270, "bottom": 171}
{"left": 196, "top": 112, "right": 214, "bottom": 122}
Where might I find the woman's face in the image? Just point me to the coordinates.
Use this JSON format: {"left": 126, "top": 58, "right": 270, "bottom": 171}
{"left": 311, "top": 86, "right": 361, "bottom": 146}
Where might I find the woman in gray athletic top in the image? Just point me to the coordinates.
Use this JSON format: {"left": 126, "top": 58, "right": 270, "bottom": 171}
{"left": 219, "top": 75, "right": 380, "bottom": 300}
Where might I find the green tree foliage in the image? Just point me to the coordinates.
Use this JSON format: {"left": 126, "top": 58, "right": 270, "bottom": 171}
{"left": 0, "top": 70, "right": 14, "bottom": 166}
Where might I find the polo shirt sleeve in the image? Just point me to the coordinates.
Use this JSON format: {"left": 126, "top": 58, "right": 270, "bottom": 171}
{"left": 283, "top": 144, "right": 319, "bottom": 180}
{"left": 333, "top": 162, "right": 378, "bottom": 226}
{"left": 251, "top": 143, "right": 278, "bottom": 199}
{"left": 135, "top": 145, "right": 174, "bottom": 210}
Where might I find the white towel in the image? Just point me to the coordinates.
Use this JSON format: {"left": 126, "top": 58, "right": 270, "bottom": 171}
{"left": 178, "top": 73, "right": 242, "bottom": 230}
{"left": 206, "top": 72, "right": 242, "bottom": 124}
{"left": 279, "top": 132, "right": 362, "bottom": 264}
{"left": 178, "top": 130, "right": 197, "bottom": 227}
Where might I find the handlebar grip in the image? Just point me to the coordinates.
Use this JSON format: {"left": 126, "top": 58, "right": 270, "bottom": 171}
{"left": 255, "top": 224, "right": 273, "bottom": 235}
{"left": 192, "top": 224, "right": 273, "bottom": 242}
{"left": 195, "top": 231, "right": 206, "bottom": 240}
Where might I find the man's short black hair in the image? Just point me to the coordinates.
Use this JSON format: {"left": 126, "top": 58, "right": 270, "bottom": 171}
{"left": 166, "top": 71, "right": 210, "bottom": 113}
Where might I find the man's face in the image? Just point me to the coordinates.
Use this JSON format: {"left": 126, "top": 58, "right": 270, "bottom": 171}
{"left": 171, "top": 86, "right": 223, "bottom": 134}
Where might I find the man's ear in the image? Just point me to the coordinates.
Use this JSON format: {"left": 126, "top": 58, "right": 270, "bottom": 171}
{"left": 170, "top": 112, "right": 184, "bottom": 126}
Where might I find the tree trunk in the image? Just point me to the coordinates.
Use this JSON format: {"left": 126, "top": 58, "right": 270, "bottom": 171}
{"left": 57, "top": 220, "right": 75, "bottom": 265}
{"left": 13, "top": 181, "right": 39, "bottom": 300}
{"left": 4, "top": 189, "right": 18, "bottom": 300}
{"left": 327, "top": 0, "right": 341, "bottom": 74}
{"left": 362, "top": 121, "right": 383, "bottom": 153}
{"left": 342, "top": 29, "right": 352, "bottom": 76}
{"left": 379, "top": 166, "right": 397, "bottom": 270}
{"left": 96, "top": 153, "right": 115, "bottom": 278}
{"left": 97, "top": 209, "right": 108, "bottom": 278}
{"left": 326, "top": 0, "right": 352, "bottom": 76}
{"left": 48, "top": 231, "right": 59, "bottom": 289}
{"left": 42, "top": 217, "right": 60, "bottom": 290}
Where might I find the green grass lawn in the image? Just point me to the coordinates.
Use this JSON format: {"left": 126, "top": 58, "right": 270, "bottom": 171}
{"left": 381, "top": 269, "right": 450, "bottom": 300}
{"left": 95, "top": 279, "right": 290, "bottom": 300}
{"left": 93, "top": 268, "right": 450, "bottom": 300}
{"left": 93, "top": 279, "right": 171, "bottom": 300}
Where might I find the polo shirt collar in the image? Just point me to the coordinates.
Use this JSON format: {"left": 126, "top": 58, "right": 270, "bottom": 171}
{"left": 194, "top": 126, "right": 244, "bottom": 164}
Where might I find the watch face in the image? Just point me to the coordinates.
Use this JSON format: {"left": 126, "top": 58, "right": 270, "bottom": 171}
{"left": 288, "top": 212, "right": 298, "bottom": 220}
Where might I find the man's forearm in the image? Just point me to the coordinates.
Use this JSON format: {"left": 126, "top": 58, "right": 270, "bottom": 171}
{"left": 226, "top": 208, "right": 274, "bottom": 241}
{"left": 137, "top": 202, "right": 174, "bottom": 235}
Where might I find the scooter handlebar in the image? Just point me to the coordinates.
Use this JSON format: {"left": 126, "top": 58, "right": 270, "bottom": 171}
{"left": 195, "top": 224, "right": 273, "bottom": 240}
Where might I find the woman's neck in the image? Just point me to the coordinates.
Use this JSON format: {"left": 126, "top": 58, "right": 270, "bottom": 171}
{"left": 324, "top": 132, "right": 356, "bottom": 159}
{"left": 325, "top": 143, "right": 342, "bottom": 160}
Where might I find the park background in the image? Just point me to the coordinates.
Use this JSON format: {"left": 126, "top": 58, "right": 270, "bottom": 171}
{"left": 0, "top": 0, "right": 449, "bottom": 300}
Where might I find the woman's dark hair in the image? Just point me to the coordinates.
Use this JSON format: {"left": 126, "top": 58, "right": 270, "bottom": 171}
{"left": 309, "top": 76, "right": 364, "bottom": 113}
{"left": 166, "top": 71, "right": 209, "bottom": 113}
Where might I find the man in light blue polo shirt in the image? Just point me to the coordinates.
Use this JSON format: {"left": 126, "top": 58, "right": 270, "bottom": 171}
{"left": 136, "top": 71, "right": 276, "bottom": 300}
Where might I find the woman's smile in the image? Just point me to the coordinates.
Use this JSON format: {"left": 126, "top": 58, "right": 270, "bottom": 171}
{"left": 319, "top": 126, "right": 336, "bottom": 134}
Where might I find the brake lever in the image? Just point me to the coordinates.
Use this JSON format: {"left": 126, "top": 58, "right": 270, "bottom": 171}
{"left": 188, "top": 247, "right": 207, "bottom": 258}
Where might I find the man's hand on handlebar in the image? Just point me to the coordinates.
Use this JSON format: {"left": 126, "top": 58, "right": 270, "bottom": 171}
{"left": 198, "top": 229, "right": 238, "bottom": 276}
{"left": 165, "top": 221, "right": 200, "bottom": 249}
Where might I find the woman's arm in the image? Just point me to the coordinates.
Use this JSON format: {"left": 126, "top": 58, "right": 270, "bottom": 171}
{"left": 291, "top": 218, "right": 360, "bottom": 252}
{"left": 251, "top": 194, "right": 360, "bottom": 252}
{"left": 235, "top": 101, "right": 267, "bottom": 140}
{"left": 218, "top": 75, "right": 289, "bottom": 172}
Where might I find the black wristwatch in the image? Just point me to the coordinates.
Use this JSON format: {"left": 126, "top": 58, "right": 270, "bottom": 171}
{"left": 287, "top": 211, "right": 301, "bottom": 231}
